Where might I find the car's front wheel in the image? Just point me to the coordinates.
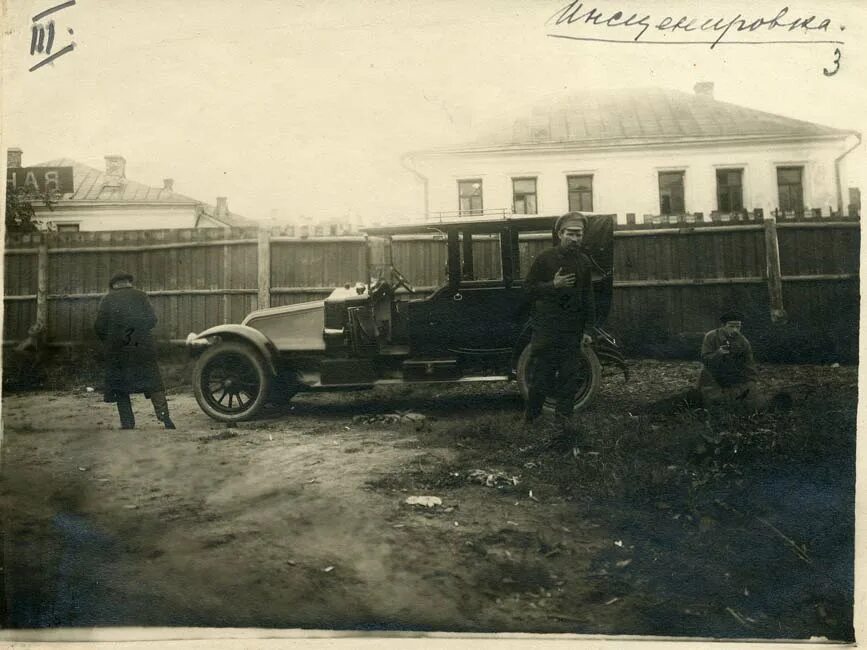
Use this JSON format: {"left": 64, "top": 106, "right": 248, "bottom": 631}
{"left": 516, "top": 342, "right": 602, "bottom": 414}
{"left": 193, "top": 341, "right": 272, "bottom": 422}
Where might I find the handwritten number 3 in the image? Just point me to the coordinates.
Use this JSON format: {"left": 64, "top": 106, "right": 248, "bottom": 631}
{"left": 824, "top": 48, "right": 841, "bottom": 77}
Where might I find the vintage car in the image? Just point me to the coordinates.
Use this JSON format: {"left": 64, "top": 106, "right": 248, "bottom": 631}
{"left": 186, "top": 214, "right": 627, "bottom": 422}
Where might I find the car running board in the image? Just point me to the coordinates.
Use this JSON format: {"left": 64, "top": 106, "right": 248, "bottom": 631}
{"left": 306, "top": 375, "right": 511, "bottom": 390}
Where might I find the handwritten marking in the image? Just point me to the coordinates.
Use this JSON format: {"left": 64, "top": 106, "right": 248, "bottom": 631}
{"left": 823, "top": 47, "right": 841, "bottom": 76}
{"left": 30, "top": 22, "right": 55, "bottom": 54}
{"left": 28, "top": 43, "right": 74, "bottom": 72}
{"left": 548, "top": 2, "right": 836, "bottom": 49}
{"left": 29, "top": 1, "right": 75, "bottom": 72}
{"left": 32, "top": 0, "right": 76, "bottom": 22}
{"left": 547, "top": 34, "right": 845, "bottom": 46}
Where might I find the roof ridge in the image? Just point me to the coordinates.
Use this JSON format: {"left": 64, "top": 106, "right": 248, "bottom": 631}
{"left": 32, "top": 156, "right": 201, "bottom": 203}
{"left": 451, "top": 85, "right": 853, "bottom": 151}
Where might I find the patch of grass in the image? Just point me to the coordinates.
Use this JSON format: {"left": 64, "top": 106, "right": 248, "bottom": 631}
{"left": 417, "top": 362, "right": 858, "bottom": 511}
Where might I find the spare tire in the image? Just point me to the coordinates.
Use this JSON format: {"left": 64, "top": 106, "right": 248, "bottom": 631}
{"left": 516, "top": 343, "right": 602, "bottom": 414}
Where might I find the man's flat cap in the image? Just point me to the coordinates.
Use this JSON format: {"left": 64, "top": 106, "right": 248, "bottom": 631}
{"left": 109, "top": 271, "right": 134, "bottom": 287}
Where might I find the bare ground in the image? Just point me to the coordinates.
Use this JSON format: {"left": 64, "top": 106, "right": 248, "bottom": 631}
{"left": 0, "top": 360, "right": 856, "bottom": 639}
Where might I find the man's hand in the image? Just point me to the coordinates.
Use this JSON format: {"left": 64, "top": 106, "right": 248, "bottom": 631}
{"left": 718, "top": 342, "right": 731, "bottom": 355}
{"left": 553, "top": 267, "right": 576, "bottom": 288}
{"left": 582, "top": 333, "right": 593, "bottom": 346}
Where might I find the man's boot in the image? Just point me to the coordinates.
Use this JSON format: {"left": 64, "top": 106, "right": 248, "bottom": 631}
{"left": 116, "top": 394, "right": 135, "bottom": 430}
{"left": 151, "top": 392, "right": 176, "bottom": 430}
{"left": 524, "top": 387, "right": 546, "bottom": 424}
{"left": 543, "top": 413, "right": 576, "bottom": 451}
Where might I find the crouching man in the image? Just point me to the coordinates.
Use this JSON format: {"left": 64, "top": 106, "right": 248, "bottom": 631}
{"left": 698, "top": 310, "right": 768, "bottom": 414}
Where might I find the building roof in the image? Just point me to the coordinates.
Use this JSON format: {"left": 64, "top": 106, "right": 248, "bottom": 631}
{"left": 35, "top": 157, "right": 258, "bottom": 227}
{"left": 429, "top": 87, "right": 855, "bottom": 154}
{"left": 196, "top": 202, "right": 259, "bottom": 228}
{"left": 36, "top": 158, "right": 200, "bottom": 203}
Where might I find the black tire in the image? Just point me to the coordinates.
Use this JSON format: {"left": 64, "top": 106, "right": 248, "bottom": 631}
{"left": 193, "top": 341, "right": 272, "bottom": 422}
{"left": 517, "top": 343, "right": 602, "bottom": 414}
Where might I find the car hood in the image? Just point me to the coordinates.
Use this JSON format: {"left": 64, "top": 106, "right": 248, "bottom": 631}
{"left": 242, "top": 300, "right": 326, "bottom": 351}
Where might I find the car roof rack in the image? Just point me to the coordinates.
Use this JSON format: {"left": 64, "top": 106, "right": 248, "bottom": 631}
{"left": 362, "top": 214, "right": 613, "bottom": 236}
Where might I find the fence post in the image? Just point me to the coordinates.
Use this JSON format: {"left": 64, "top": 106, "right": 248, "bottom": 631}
{"left": 36, "top": 239, "right": 49, "bottom": 329}
{"left": 222, "top": 242, "right": 232, "bottom": 323}
{"left": 257, "top": 228, "right": 271, "bottom": 310}
{"left": 762, "top": 217, "right": 788, "bottom": 323}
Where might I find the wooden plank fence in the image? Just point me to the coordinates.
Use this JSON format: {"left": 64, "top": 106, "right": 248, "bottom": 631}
{"left": 3, "top": 217, "right": 860, "bottom": 359}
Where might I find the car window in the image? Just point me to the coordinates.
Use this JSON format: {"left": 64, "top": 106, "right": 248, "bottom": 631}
{"left": 388, "top": 231, "right": 504, "bottom": 291}
{"left": 390, "top": 235, "right": 448, "bottom": 289}
{"left": 466, "top": 234, "right": 503, "bottom": 282}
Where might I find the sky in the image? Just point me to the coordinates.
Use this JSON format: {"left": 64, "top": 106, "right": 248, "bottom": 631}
{"left": 3, "top": 0, "right": 866, "bottom": 223}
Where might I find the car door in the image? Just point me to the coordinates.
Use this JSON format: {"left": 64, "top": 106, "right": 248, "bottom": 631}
{"left": 408, "top": 229, "right": 526, "bottom": 356}
{"left": 410, "top": 282, "right": 523, "bottom": 355}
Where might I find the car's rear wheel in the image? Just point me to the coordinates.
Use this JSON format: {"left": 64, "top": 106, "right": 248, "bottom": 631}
{"left": 193, "top": 341, "right": 272, "bottom": 422}
{"left": 517, "top": 343, "right": 602, "bottom": 414}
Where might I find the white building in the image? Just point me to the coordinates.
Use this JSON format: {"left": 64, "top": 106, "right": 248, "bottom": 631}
{"left": 404, "top": 84, "right": 861, "bottom": 224}
{"left": 6, "top": 149, "right": 257, "bottom": 231}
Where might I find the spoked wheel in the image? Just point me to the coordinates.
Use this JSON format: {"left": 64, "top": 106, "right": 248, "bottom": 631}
{"left": 193, "top": 341, "right": 272, "bottom": 422}
{"left": 517, "top": 343, "right": 602, "bottom": 414}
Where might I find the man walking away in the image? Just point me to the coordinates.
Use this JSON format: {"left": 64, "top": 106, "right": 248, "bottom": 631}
{"left": 95, "top": 272, "right": 176, "bottom": 430}
{"left": 523, "top": 212, "right": 596, "bottom": 439}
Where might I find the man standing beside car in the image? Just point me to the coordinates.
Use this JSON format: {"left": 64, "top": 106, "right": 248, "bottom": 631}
{"left": 523, "top": 212, "right": 596, "bottom": 435}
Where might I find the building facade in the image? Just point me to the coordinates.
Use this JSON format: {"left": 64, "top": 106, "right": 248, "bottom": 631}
{"left": 6, "top": 149, "right": 256, "bottom": 231}
{"left": 405, "top": 85, "right": 861, "bottom": 223}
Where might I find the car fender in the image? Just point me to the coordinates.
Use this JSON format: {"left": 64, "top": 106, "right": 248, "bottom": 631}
{"left": 189, "top": 324, "right": 278, "bottom": 376}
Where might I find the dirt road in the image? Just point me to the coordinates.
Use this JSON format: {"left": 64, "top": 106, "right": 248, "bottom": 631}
{"left": 0, "top": 361, "right": 856, "bottom": 639}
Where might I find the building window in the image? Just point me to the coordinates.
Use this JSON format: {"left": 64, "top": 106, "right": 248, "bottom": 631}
{"left": 567, "top": 175, "right": 593, "bottom": 212}
{"left": 658, "top": 171, "right": 685, "bottom": 215}
{"left": 56, "top": 223, "right": 80, "bottom": 232}
{"left": 777, "top": 166, "right": 804, "bottom": 212}
{"left": 512, "top": 178, "right": 537, "bottom": 214}
{"left": 458, "top": 179, "right": 483, "bottom": 216}
{"left": 716, "top": 169, "right": 744, "bottom": 213}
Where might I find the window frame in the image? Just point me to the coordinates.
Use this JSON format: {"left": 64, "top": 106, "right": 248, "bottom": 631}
{"left": 658, "top": 170, "right": 686, "bottom": 216}
{"left": 716, "top": 168, "right": 744, "bottom": 214}
{"left": 511, "top": 177, "right": 538, "bottom": 215}
{"left": 457, "top": 179, "right": 484, "bottom": 217}
{"left": 566, "top": 174, "right": 594, "bottom": 212}
{"left": 776, "top": 165, "right": 805, "bottom": 213}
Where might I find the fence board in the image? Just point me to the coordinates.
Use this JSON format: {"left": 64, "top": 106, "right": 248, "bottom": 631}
{"left": 2, "top": 222, "right": 860, "bottom": 359}
{"left": 3, "top": 301, "right": 35, "bottom": 340}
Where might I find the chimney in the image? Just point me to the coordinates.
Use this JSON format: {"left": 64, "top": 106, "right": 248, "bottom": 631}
{"left": 163, "top": 178, "right": 174, "bottom": 192}
{"left": 7, "top": 148, "right": 22, "bottom": 168}
{"left": 215, "top": 197, "right": 228, "bottom": 217}
{"left": 104, "top": 155, "right": 126, "bottom": 187}
{"left": 694, "top": 82, "right": 714, "bottom": 99}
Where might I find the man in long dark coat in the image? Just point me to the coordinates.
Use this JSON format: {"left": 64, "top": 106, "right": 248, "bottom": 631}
{"left": 524, "top": 212, "right": 596, "bottom": 431}
{"left": 95, "top": 272, "right": 176, "bottom": 430}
